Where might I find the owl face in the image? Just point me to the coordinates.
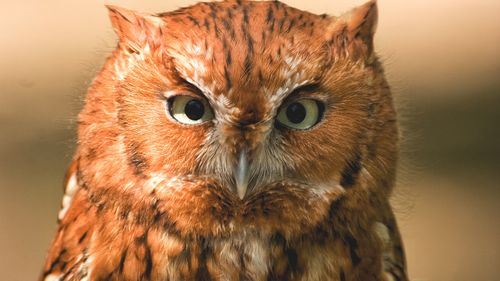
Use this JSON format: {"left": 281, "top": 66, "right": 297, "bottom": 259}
{"left": 78, "top": 1, "right": 397, "bottom": 236}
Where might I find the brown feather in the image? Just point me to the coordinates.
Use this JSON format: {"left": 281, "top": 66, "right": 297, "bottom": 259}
{"left": 41, "top": 1, "right": 408, "bottom": 280}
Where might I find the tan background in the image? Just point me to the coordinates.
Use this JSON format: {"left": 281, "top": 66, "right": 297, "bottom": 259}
{"left": 1, "top": 0, "right": 499, "bottom": 280}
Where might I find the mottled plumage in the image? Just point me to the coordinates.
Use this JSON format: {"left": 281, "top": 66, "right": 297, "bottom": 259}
{"left": 41, "top": 1, "right": 408, "bottom": 280}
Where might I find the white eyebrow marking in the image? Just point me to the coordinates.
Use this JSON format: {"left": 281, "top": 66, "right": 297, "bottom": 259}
{"left": 267, "top": 78, "right": 312, "bottom": 111}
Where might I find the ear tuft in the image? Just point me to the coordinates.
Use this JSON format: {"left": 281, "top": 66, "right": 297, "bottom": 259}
{"left": 106, "top": 5, "right": 163, "bottom": 49}
{"left": 346, "top": 0, "right": 378, "bottom": 54}
{"left": 326, "top": 0, "right": 378, "bottom": 62}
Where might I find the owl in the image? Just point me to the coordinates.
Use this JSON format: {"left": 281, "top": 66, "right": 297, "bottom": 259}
{"left": 40, "top": 0, "right": 407, "bottom": 280}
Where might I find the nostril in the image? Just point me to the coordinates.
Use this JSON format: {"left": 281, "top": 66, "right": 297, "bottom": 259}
{"left": 237, "top": 119, "right": 257, "bottom": 127}
{"left": 234, "top": 107, "right": 261, "bottom": 127}
{"left": 237, "top": 112, "right": 259, "bottom": 127}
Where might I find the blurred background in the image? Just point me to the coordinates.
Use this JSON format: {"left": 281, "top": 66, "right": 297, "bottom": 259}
{"left": 0, "top": 0, "right": 499, "bottom": 280}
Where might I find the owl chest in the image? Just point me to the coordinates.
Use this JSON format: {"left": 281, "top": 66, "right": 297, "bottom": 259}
{"left": 141, "top": 233, "right": 348, "bottom": 281}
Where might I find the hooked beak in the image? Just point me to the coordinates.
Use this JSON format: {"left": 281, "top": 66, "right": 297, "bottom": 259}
{"left": 234, "top": 150, "right": 250, "bottom": 199}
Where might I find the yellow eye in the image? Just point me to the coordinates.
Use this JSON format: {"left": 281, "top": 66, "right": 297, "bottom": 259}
{"left": 168, "top": 95, "right": 214, "bottom": 125}
{"left": 276, "top": 99, "right": 323, "bottom": 130}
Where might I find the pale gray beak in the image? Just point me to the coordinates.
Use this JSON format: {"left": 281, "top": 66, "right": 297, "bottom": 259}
{"left": 234, "top": 150, "right": 250, "bottom": 199}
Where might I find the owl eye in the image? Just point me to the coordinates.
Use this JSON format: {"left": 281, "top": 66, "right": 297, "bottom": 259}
{"left": 167, "top": 95, "right": 214, "bottom": 125}
{"left": 276, "top": 99, "right": 324, "bottom": 130}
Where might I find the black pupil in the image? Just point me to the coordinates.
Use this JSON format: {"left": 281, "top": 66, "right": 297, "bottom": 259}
{"left": 286, "top": 102, "right": 307, "bottom": 124}
{"left": 184, "top": 99, "right": 205, "bottom": 120}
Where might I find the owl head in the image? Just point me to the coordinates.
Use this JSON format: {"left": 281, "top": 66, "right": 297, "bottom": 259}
{"left": 77, "top": 0, "right": 398, "bottom": 237}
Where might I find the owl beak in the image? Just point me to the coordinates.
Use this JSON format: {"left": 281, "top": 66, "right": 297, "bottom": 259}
{"left": 235, "top": 150, "right": 250, "bottom": 199}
